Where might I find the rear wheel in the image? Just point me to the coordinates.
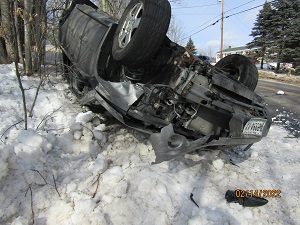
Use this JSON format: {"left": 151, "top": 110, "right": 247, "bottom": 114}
{"left": 63, "top": 56, "right": 90, "bottom": 99}
{"left": 112, "top": 0, "right": 171, "bottom": 67}
{"left": 215, "top": 54, "right": 258, "bottom": 91}
{"left": 63, "top": 56, "right": 106, "bottom": 113}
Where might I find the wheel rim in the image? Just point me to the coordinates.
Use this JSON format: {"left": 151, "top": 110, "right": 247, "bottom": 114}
{"left": 118, "top": 2, "right": 143, "bottom": 48}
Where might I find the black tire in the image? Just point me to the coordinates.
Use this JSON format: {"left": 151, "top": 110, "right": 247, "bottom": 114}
{"left": 69, "top": 63, "right": 90, "bottom": 100}
{"left": 112, "top": 0, "right": 171, "bottom": 67}
{"left": 60, "top": 0, "right": 98, "bottom": 24}
{"left": 63, "top": 55, "right": 107, "bottom": 113}
{"left": 62, "top": 53, "right": 71, "bottom": 82}
{"left": 215, "top": 54, "right": 258, "bottom": 91}
{"left": 62, "top": 55, "right": 90, "bottom": 99}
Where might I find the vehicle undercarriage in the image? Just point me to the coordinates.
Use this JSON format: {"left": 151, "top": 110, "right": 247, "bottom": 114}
{"left": 59, "top": 0, "right": 271, "bottom": 163}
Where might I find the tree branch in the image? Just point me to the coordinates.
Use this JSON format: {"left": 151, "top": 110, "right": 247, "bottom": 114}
{"left": 10, "top": 1, "right": 28, "bottom": 129}
{"left": 36, "top": 106, "right": 63, "bottom": 130}
{"left": 25, "top": 185, "right": 35, "bottom": 224}
{"left": 0, "top": 119, "right": 23, "bottom": 143}
{"left": 92, "top": 173, "right": 101, "bottom": 198}
{"left": 52, "top": 174, "right": 61, "bottom": 197}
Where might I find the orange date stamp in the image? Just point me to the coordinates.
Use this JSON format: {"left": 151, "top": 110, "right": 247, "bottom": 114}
{"left": 235, "top": 189, "right": 281, "bottom": 198}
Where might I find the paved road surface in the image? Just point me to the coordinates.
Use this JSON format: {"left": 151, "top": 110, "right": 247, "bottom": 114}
{"left": 255, "top": 79, "right": 300, "bottom": 137}
{"left": 255, "top": 80, "right": 300, "bottom": 117}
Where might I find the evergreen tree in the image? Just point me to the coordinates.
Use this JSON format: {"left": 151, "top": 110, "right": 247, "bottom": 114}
{"left": 268, "top": 0, "right": 299, "bottom": 70}
{"left": 279, "top": 0, "right": 300, "bottom": 69}
{"left": 186, "top": 37, "right": 197, "bottom": 54}
{"left": 247, "top": 1, "right": 273, "bottom": 69}
{"left": 248, "top": 0, "right": 300, "bottom": 71}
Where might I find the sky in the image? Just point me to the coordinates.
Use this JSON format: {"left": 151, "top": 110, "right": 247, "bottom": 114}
{"left": 170, "top": 0, "right": 267, "bottom": 57}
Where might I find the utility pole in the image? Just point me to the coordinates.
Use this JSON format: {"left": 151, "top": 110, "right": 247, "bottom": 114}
{"left": 220, "top": 0, "right": 224, "bottom": 59}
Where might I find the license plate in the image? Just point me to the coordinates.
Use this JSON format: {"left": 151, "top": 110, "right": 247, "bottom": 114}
{"left": 243, "top": 118, "right": 267, "bottom": 136}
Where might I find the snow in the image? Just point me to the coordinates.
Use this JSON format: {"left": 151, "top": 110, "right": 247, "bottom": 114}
{"left": 277, "top": 90, "right": 285, "bottom": 95}
{"left": 0, "top": 64, "right": 300, "bottom": 224}
{"left": 212, "top": 158, "right": 224, "bottom": 170}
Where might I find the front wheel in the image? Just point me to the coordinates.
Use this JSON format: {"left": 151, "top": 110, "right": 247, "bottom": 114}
{"left": 215, "top": 54, "right": 258, "bottom": 91}
{"left": 112, "top": 0, "right": 171, "bottom": 67}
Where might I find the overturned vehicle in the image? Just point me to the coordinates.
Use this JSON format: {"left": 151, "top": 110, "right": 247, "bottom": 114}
{"left": 59, "top": 0, "right": 271, "bottom": 163}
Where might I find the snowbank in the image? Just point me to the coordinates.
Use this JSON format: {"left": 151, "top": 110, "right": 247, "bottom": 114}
{"left": 0, "top": 64, "right": 299, "bottom": 224}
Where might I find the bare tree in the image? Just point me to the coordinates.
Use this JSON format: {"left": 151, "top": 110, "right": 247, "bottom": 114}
{"left": 0, "top": 37, "right": 9, "bottom": 64}
{"left": 9, "top": 1, "right": 28, "bottom": 129}
{"left": 167, "top": 15, "right": 184, "bottom": 45}
{"left": 23, "top": 0, "right": 33, "bottom": 75}
{"left": 32, "top": 0, "right": 47, "bottom": 72}
{"left": 99, "top": 0, "right": 130, "bottom": 20}
{"left": 0, "top": 0, "right": 15, "bottom": 62}
{"left": 197, "top": 46, "right": 214, "bottom": 58}
{"left": 0, "top": 6, "right": 10, "bottom": 64}
{"left": 14, "top": 1, "right": 26, "bottom": 69}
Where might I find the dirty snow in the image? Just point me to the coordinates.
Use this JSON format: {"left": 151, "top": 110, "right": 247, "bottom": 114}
{"left": 0, "top": 64, "right": 300, "bottom": 225}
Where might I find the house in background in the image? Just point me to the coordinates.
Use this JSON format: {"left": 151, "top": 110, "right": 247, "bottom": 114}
{"left": 216, "top": 46, "right": 260, "bottom": 62}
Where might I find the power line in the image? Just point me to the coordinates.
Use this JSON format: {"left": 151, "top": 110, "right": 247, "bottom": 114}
{"left": 225, "top": 3, "right": 267, "bottom": 17}
{"left": 225, "top": 2, "right": 249, "bottom": 34}
{"left": 180, "top": 1, "right": 274, "bottom": 42}
{"left": 175, "top": 13, "right": 220, "bottom": 16}
{"left": 183, "top": 0, "right": 259, "bottom": 36}
{"left": 184, "top": 15, "right": 221, "bottom": 35}
{"left": 180, "top": 19, "right": 221, "bottom": 42}
{"left": 173, "top": 0, "right": 255, "bottom": 10}
{"left": 225, "top": 0, "right": 256, "bottom": 13}
{"left": 173, "top": 3, "right": 219, "bottom": 9}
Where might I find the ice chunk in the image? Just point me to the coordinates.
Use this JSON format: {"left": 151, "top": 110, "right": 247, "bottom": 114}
{"left": 70, "top": 122, "right": 83, "bottom": 132}
{"left": 277, "top": 90, "right": 285, "bottom": 95}
{"left": 139, "top": 143, "right": 150, "bottom": 156}
{"left": 17, "top": 129, "right": 44, "bottom": 147}
{"left": 93, "top": 130, "right": 103, "bottom": 141}
{"left": 74, "top": 130, "right": 83, "bottom": 140}
{"left": 94, "top": 124, "right": 106, "bottom": 131}
{"left": 17, "top": 129, "right": 52, "bottom": 153}
{"left": 91, "top": 154, "right": 108, "bottom": 175}
{"left": 101, "top": 166, "right": 124, "bottom": 184}
{"left": 92, "top": 117, "right": 101, "bottom": 126}
{"left": 212, "top": 159, "right": 224, "bottom": 170}
{"left": 75, "top": 111, "right": 95, "bottom": 123}
{"left": 42, "top": 141, "right": 53, "bottom": 153}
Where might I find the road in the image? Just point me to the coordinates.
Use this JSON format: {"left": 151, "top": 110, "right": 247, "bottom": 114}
{"left": 255, "top": 79, "right": 300, "bottom": 137}
{"left": 256, "top": 80, "right": 300, "bottom": 117}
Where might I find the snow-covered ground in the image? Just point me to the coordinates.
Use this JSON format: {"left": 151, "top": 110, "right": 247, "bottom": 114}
{"left": 0, "top": 64, "right": 299, "bottom": 225}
